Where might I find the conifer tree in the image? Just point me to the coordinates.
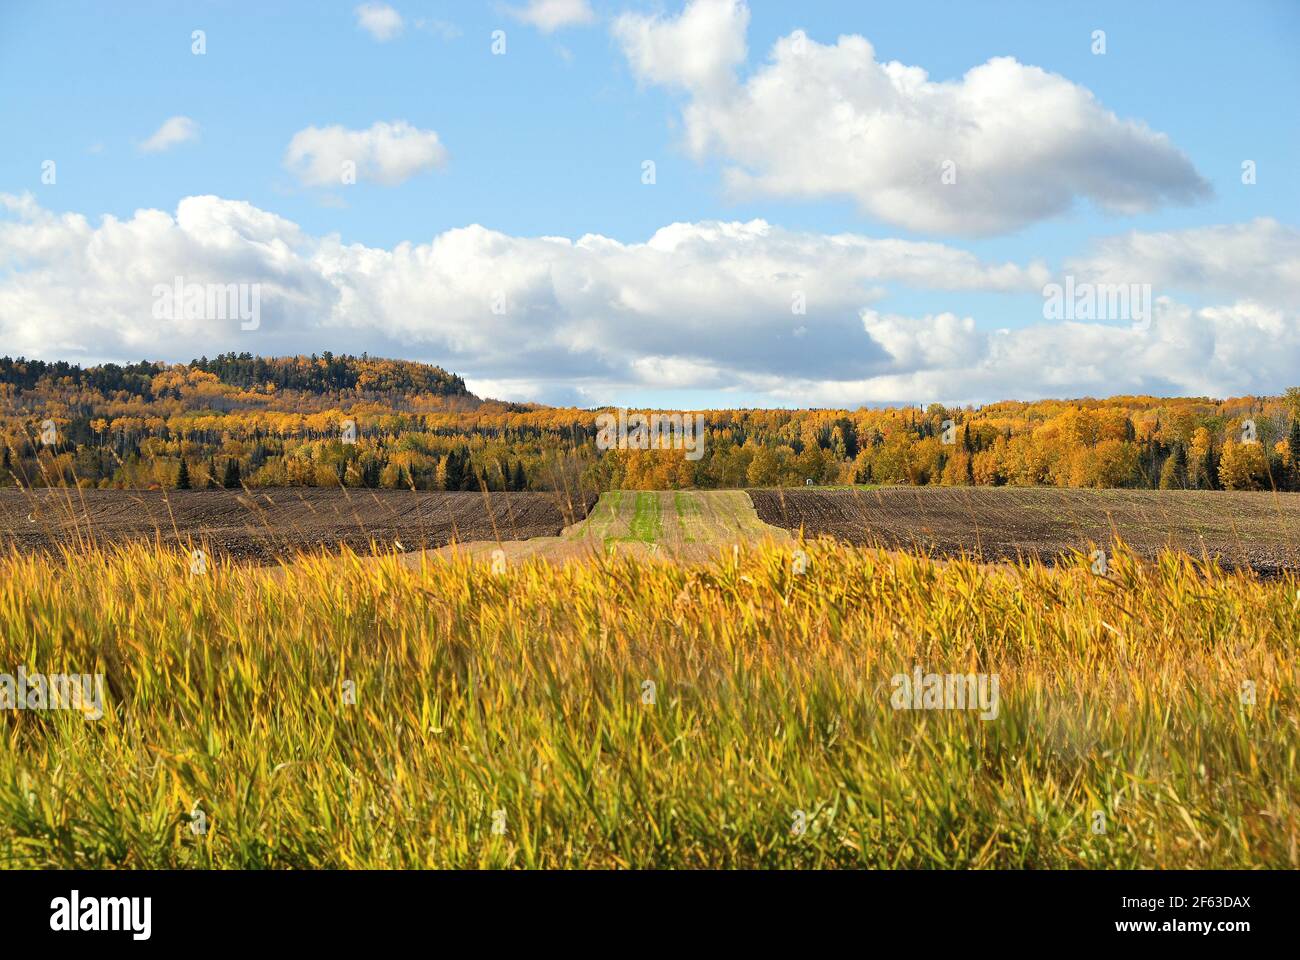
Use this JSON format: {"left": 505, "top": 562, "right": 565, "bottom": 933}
{"left": 222, "top": 458, "right": 241, "bottom": 489}
{"left": 1288, "top": 420, "right": 1300, "bottom": 491}
{"left": 443, "top": 449, "right": 464, "bottom": 491}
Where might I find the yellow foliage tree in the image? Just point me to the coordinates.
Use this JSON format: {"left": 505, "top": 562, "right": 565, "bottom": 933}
{"left": 1217, "top": 440, "right": 1269, "bottom": 490}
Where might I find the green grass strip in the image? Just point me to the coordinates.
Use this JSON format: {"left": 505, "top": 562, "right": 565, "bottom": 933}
{"left": 674, "top": 490, "right": 699, "bottom": 543}
{"left": 627, "top": 491, "right": 662, "bottom": 543}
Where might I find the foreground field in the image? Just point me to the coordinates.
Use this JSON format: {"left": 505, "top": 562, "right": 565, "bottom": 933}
{"left": 752, "top": 486, "right": 1300, "bottom": 575}
{"left": 0, "top": 540, "right": 1294, "bottom": 868}
{"left": 0, "top": 487, "right": 594, "bottom": 563}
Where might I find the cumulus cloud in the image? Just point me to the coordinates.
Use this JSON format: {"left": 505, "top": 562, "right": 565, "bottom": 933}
{"left": 0, "top": 193, "right": 1294, "bottom": 407}
{"left": 1064, "top": 218, "right": 1300, "bottom": 306}
{"left": 507, "top": 0, "right": 595, "bottom": 33}
{"left": 139, "top": 116, "right": 200, "bottom": 154}
{"left": 614, "top": 0, "right": 1209, "bottom": 235}
{"left": 776, "top": 212, "right": 1300, "bottom": 403}
{"left": 860, "top": 310, "right": 986, "bottom": 374}
{"left": 761, "top": 297, "right": 1294, "bottom": 408}
{"left": 355, "top": 3, "right": 404, "bottom": 41}
{"left": 284, "top": 120, "right": 447, "bottom": 187}
{"left": 613, "top": 0, "right": 747, "bottom": 93}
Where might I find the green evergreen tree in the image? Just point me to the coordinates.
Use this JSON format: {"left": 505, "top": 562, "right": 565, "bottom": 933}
{"left": 459, "top": 451, "right": 478, "bottom": 491}
{"left": 1158, "top": 443, "right": 1188, "bottom": 490}
{"left": 222, "top": 457, "right": 241, "bottom": 489}
{"left": 1288, "top": 420, "right": 1300, "bottom": 491}
{"left": 176, "top": 458, "right": 191, "bottom": 490}
{"left": 443, "top": 449, "right": 464, "bottom": 491}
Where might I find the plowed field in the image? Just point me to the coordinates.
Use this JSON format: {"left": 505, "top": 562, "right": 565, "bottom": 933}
{"left": 0, "top": 487, "right": 595, "bottom": 563}
{"left": 750, "top": 486, "right": 1300, "bottom": 575}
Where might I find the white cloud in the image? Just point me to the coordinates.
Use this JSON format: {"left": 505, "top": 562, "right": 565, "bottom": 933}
{"left": 355, "top": 3, "right": 404, "bottom": 41}
{"left": 1, "top": 193, "right": 1295, "bottom": 407}
{"left": 766, "top": 297, "right": 1294, "bottom": 408}
{"left": 1065, "top": 218, "right": 1300, "bottom": 306}
{"left": 614, "top": 0, "right": 1208, "bottom": 235}
{"left": 284, "top": 120, "right": 447, "bottom": 187}
{"left": 613, "top": 0, "right": 747, "bottom": 93}
{"left": 139, "top": 116, "right": 200, "bottom": 154}
{"left": 507, "top": 0, "right": 595, "bottom": 33}
{"left": 860, "top": 310, "right": 986, "bottom": 373}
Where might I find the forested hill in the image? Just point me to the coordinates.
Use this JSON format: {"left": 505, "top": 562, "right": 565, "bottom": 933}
{"left": 1, "top": 351, "right": 1297, "bottom": 495}
{"left": 0, "top": 353, "right": 479, "bottom": 411}
{"left": 188, "top": 353, "right": 472, "bottom": 398}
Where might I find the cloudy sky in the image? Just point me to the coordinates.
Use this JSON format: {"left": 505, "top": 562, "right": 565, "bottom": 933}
{"left": 1, "top": 0, "right": 1297, "bottom": 408}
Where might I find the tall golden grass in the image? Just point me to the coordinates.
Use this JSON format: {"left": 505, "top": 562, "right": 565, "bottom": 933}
{"left": 0, "top": 539, "right": 1294, "bottom": 868}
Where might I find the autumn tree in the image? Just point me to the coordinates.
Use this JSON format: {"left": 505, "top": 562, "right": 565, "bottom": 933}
{"left": 1217, "top": 439, "right": 1268, "bottom": 491}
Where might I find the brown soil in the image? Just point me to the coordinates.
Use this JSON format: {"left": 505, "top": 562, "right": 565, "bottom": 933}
{"left": 0, "top": 487, "right": 597, "bottom": 563}
{"left": 749, "top": 486, "right": 1300, "bottom": 576}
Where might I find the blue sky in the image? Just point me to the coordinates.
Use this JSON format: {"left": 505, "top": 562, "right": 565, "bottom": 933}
{"left": 1, "top": 1, "right": 1298, "bottom": 408}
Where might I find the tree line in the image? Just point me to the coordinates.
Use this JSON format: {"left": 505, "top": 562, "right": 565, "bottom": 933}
{"left": 3, "top": 355, "right": 1299, "bottom": 495}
